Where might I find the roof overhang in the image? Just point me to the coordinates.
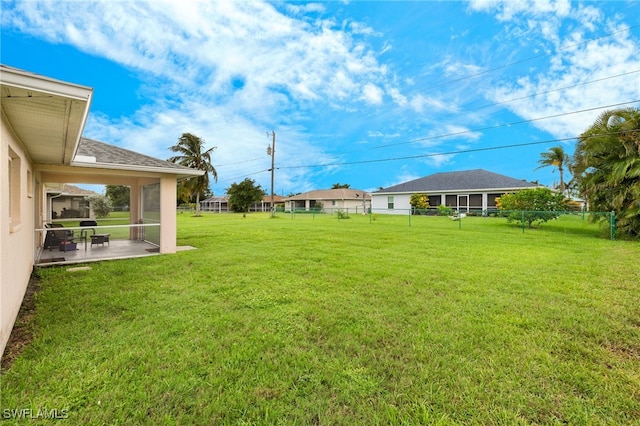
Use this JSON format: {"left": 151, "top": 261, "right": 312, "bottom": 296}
{"left": 0, "top": 65, "right": 93, "bottom": 165}
{"left": 70, "top": 159, "right": 205, "bottom": 179}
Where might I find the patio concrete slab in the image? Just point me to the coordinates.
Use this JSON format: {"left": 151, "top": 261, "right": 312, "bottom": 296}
{"left": 37, "top": 240, "right": 160, "bottom": 266}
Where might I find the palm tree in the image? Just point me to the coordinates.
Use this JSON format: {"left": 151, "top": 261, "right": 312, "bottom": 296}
{"left": 573, "top": 107, "right": 640, "bottom": 238}
{"left": 535, "top": 146, "right": 570, "bottom": 193}
{"left": 168, "top": 133, "right": 218, "bottom": 216}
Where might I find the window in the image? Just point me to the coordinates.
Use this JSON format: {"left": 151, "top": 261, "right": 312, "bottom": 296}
{"left": 9, "top": 147, "right": 21, "bottom": 229}
{"left": 27, "top": 169, "right": 33, "bottom": 198}
{"left": 387, "top": 196, "right": 394, "bottom": 210}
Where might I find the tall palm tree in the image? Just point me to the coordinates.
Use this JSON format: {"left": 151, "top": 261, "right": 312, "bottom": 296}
{"left": 168, "top": 133, "right": 218, "bottom": 216}
{"left": 573, "top": 107, "right": 640, "bottom": 238}
{"left": 535, "top": 146, "right": 570, "bottom": 193}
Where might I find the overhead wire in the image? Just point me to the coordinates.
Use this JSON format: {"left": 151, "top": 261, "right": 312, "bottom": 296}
{"left": 211, "top": 25, "right": 640, "bottom": 185}
{"left": 279, "top": 129, "right": 640, "bottom": 170}
{"left": 414, "top": 24, "right": 640, "bottom": 94}
{"left": 209, "top": 99, "right": 640, "bottom": 183}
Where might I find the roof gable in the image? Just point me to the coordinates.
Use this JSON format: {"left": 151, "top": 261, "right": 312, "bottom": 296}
{"left": 376, "top": 169, "right": 538, "bottom": 193}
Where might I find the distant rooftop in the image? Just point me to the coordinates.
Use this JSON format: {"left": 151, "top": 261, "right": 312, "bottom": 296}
{"left": 375, "top": 169, "right": 538, "bottom": 193}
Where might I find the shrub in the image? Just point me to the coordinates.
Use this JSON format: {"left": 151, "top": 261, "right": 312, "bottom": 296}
{"left": 497, "top": 188, "right": 568, "bottom": 228}
{"left": 409, "top": 193, "right": 429, "bottom": 214}
{"left": 437, "top": 204, "right": 453, "bottom": 216}
{"left": 87, "top": 195, "right": 113, "bottom": 218}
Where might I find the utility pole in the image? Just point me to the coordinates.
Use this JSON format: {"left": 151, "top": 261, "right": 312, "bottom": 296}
{"left": 266, "top": 130, "right": 276, "bottom": 217}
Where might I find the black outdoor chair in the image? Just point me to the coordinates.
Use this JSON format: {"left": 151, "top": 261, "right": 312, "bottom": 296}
{"left": 79, "top": 220, "right": 98, "bottom": 250}
{"left": 44, "top": 224, "right": 75, "bottom": 251}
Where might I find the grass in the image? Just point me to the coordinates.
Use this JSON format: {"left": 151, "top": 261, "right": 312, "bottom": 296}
{"left": 51, "top": 212, "right": 141, "bottom": 240}
{"left": 2, "top": 213, "right": 639, "bottom": 424}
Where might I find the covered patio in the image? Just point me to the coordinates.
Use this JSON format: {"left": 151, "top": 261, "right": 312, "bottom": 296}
{"left": 1, "top": 64, "right": 203, "bottom": 355}
{"left": 33, "top": 136, "right": 204, "bottom": 264}
{"left": 37, "top": 238, "right": 159, "bottom": 265}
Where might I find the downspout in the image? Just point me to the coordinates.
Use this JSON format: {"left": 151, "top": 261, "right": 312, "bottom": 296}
{"left": 48, "top": 192, "right": 63, "bottom": 222}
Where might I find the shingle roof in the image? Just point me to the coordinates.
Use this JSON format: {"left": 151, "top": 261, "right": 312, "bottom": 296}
{"left": 61, "top": 184, "right": 99, "bottom": 196}
{"left": 375, "top": 169, "right": 538, "bottom": 193}
{"left": 74, "top": 137, "right": 203, "bottom": 177}
{"left": 285, "top": 188, "right": 370, "bottom": 201}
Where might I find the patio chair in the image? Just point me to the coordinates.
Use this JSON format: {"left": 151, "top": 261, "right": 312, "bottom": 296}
{"left": 44, "top": 224, "right": 75, "bottom": 251}
{"left": 79, "top": 220, "right": 98, "bottom": 250}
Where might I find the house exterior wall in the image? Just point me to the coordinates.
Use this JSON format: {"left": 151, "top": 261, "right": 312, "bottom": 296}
{"left": 371, "top": 193, "right": 413, "bottom": 214}
{"left": 322, "top": 199, "right": 369, "bottom": 213}
{"left": 288, "top": 199, "right": 370, "bottom": 213}
{"left": 371, "top": 191, "right": 507, "bottom": 215}
{"left": 1, "top": 112, "right": 36, "bottom": 354}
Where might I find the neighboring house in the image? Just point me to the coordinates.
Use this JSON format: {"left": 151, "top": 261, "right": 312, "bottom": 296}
{"left": 1, "top": 65, "right": 203, "bottom": 354}
{"left": 371, "top": 169, "right": 539, "bottom": 215}
{"left": 284, "top": 188, "right": 371, "bottom": 214}
{"left": 200, "top": 194, "right": 286, "bottom": 213}
{"left": 201, "top": 195, "right": 229, "bottom": 213}
{"left": 50, "top": 184, "right": 99, "bottom": 219}
{"left": 251, "top": 195, "right": 286, "bottom": 212}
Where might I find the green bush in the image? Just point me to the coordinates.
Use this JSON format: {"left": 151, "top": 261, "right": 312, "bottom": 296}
{"left": 437, "top": 204, "right": 453, "bottom": 216}
{"left": 497, "top": 188, "right": 568, "bottom": 228}
{"left": 87, "top": 195, "right": 113, "bottom": 218}
{"left": 336, "top": 210, "right": 350, "bottom": 219}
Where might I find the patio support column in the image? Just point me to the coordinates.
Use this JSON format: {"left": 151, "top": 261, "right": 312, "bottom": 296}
{"left": 129, "top": 183, "right": 140, "bottom": 240}
{"left": 159, "top": 175, "right": 177, "bottom": 254}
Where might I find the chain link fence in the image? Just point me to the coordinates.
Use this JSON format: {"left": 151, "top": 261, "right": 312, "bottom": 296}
{"left": 279, "top": 207, "right": 617, "bottom": 240}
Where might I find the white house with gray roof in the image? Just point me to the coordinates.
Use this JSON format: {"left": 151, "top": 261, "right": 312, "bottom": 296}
{"left": 371, "top": 169, "right": 539, "bottom": 214}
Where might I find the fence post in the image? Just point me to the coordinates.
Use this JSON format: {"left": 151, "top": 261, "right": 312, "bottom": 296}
{"left": 610, "top": 211, "right": 616, "bottom": 240}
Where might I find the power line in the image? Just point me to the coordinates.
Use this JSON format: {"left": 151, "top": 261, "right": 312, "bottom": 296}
{"left": 328, "top": 99, "right": 639, "bottom": 155}
{"left": 213, "top": 156, "right": 264, "bottom": 168}
{"left": 465, "top": 69, "right": 640, "bottom": 113}
{"left": 378, "top": 100, "right": 640, "bottom": 149}
{"left": 416, "top": 24, "right": 640, "bottom": 94}
{"left": 279, "top": 129, "right": 640, "bottom": 170}
{"left": 211, "top": 102, "right": 640, "bottom": 181}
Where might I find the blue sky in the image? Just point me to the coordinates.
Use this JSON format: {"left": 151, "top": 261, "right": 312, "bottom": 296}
{"left": 2, "top": 1, "right": 639, "bottom": 196}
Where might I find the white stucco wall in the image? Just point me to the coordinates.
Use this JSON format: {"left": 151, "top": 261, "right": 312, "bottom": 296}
{"left": 1, "top": 113, "right": 36, "bottom": 354}
{"left": 371, "top": 193, "right": 412, "bottom": 215}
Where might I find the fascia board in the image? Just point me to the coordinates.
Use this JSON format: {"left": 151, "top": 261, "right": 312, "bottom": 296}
{"left": 70, "top": 161, "right": 205, "bottom": 176}
{"left": 1, "top": 67, "right": 93, "bottom": 101}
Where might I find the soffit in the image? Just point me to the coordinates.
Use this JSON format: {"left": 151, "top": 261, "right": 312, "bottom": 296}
{"left": 0, "top": 66, "right": 92, "bottom": 165}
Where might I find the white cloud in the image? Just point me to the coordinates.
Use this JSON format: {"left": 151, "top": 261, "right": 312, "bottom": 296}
{"left": 468, "top": 0, "right": 571, "bottom": 22}
{"left": 3, "top": 0, "right": 400, "bottom": 193}
{"left": 362, "top": 84, "right": 384, "bottom": 105}
{"left": 469, "top": 1, "right": 640, "bottom": 139}
{"left": 408, "top": 94, "right": 457, "bottom": 114}
{"left": 488, "top": 21, "right": 640, "bottom": 138}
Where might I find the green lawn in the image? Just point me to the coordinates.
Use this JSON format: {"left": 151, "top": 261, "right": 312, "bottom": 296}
{"left": 2, "top": 213, "right": 639, "bottom": 424}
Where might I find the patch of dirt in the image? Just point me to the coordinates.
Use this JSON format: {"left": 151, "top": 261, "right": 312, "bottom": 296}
{"left": 1, "top": 271, "right": 41, "bottom": 372}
